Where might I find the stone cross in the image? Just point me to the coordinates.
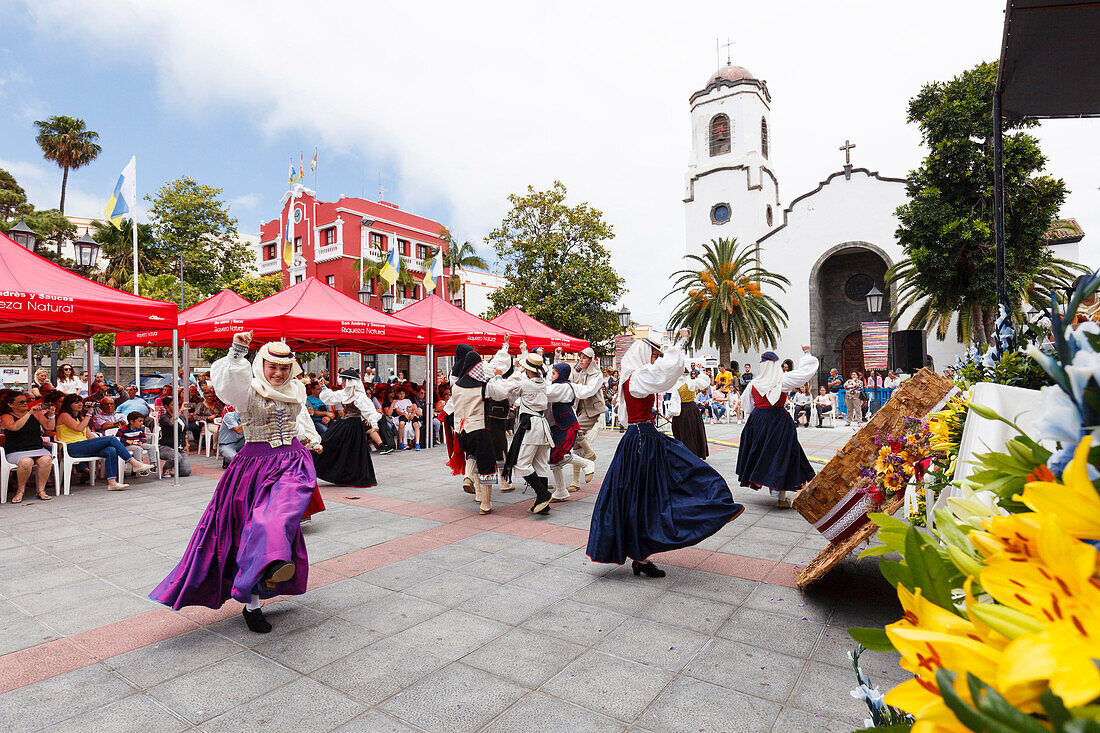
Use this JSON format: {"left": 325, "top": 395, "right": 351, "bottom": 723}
{"left": 839, "top": 140, "right": 856, "bottom": 166}
{"left": 719, "top": 38, "right": 735, "bottom": 66}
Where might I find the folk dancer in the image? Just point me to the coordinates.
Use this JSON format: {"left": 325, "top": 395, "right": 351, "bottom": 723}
{"left": 567, "top": 346, "right": 605, "bottom": 492}
{"left": 150, "top": 332, "right": 324, "bottom": 633}
{"left": 451, "top": 349, "right": 500, "bottom": 514}
{"left": 491, "top": 351, "right": 555, "bottom": 514}
{"left": 312, "top": 368, "right": 384, "bottom": 489}
{"left": 547, "top": 363, "right": 595, "bottom": 502}
{"left": 587, "top": 330, "right": 744, "bottom": 577}
{"left": 668, "top": 360, "right": 711, "bottom": 459}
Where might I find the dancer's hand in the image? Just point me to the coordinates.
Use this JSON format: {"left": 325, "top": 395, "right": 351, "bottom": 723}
{"left": 678, "top": 328, "right": 691, "bottom": 340}
{"left": 233, "top": 331, "right": 252, "bottom": 347}
{"left": 801, "top": 344, "right": 810, "bottom": 352}
{"left": 311, "top": 444, "right": 323, "bottom": 453}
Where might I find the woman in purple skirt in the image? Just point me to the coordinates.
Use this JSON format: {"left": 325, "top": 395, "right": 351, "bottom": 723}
{"left": 150, "top": 331, "right": 323, "bottom": 633}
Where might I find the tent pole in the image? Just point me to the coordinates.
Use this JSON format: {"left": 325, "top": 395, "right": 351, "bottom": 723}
{"left": 26, "top": 344, "right": 32, "bottom": 390}
{"left": 86, "top": 337, "right": 93, "bottom": 383}
{"left": 114, "top": 344, "right": 120, "bottom": 387}
{"left": 171, "top": 328, "right": 180, "bottom": 487}
{"left": 182, "top": 343, "right": 191, "bottom": 390}
{"left": 425, "top": 345, "right": 433, "bottom": 449}
{"left": 992, "top": 90, "right": 1009, "bottom": 350}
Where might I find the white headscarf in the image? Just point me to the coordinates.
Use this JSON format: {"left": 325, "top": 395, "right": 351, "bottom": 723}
{"left": 617, "top": 340, "right": 654, "bottom": 425}
{"left": 251, "top": 342, "right": 306, "bottom": 404}
{"left": 749, "top": 357, "right": 785, "bottom": 404}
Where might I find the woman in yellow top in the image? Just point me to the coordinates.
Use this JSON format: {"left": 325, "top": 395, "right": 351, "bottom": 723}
{"left": 56, "top": 394, "right": 155, "bottom": 490}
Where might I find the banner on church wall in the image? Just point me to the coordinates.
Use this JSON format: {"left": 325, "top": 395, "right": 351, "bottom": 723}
{"left": 861, "top": 321, "right": 889, "bottom": 370}
{"left": 614, "top": 335, "right": 633, "bottom": 370}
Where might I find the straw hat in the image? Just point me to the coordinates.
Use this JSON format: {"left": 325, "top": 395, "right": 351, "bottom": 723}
{"left": 520, "top": 352, "right": 545, "bottom": 376}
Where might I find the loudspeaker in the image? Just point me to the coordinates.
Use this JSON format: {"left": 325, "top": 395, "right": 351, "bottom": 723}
{"left": 890, "top": 330, "right": 926, "bottom": 374}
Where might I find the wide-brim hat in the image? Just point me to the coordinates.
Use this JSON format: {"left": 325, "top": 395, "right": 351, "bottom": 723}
{"left": 641, "top": 338, "right": 663, "bottom": 354}
{"left": 520, "top": 352, "right": 545, "bottom": 375}
{"left": 337, "top": 368, "right": 361, "bottom": 380}
{"left": 261, "top": 342, "right": 297, "bottom": 365}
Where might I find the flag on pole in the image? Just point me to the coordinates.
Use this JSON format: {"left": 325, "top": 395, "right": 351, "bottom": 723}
{"left": 379, "top": 241, "right": 400, "bottom": 285}
{"left": 286, "top": 162, "right": 295, "bottom": 186}
{"left": 300, "top": 152, "right": 305, "bottom": 180}
{"left": 103, "top": 156, "right": 137, "bottom": 228}
{"left": 283, "top": 206, "right": 295, "bottom": 266}
{"left": 423, "top": 248, "right": 444, "bottom": 293}
{"left": 310, "top": 148, "right": 317, "bottom": 172}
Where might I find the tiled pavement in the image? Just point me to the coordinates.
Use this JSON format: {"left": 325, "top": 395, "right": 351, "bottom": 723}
{"left": 0, "top": 421, "right": 902, "bottom": 732}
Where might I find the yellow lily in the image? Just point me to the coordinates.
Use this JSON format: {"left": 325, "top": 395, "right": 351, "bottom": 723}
{"left": 1015, "top": 436, "right": 1100, "bottom": 540}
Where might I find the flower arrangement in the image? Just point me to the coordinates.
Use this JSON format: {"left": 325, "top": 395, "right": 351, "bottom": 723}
{"left": 853, "top": 417, "right": 938, "bottom": 523}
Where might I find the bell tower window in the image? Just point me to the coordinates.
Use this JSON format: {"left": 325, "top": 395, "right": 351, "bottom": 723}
{"left": 709, "top": 114, "right": 731, "bottom": 157}
{"left": 761, "top": 117, "right": 769, "bottom": 159}
{"left": 766, "top": 205, "right": 774, "bottom": 227}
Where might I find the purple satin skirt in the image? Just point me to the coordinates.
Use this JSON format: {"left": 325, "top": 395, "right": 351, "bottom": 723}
{"left": 150, "top": 440, "right": 316, "bottom": 610}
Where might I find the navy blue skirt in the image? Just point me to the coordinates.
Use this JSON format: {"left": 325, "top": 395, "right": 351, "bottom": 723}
{"left": 586, "top": 422, "right": 743, "bottom": 564}
{"left": 735, "top": 406, "right": 814, "bottom": 492}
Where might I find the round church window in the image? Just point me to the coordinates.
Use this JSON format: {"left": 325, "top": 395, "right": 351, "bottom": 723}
{"left": 845, "top": 273, "right": 875, "bottom": 302}
{"left": 710, "top": 203, "right": 731, "bottom": 224}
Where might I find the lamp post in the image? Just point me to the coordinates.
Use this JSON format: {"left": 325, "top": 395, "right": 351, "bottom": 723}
{"left": 72, "top": 231, "right": 102, "bottom": 273}
{"left": 358, "top": 284, "right": 372, "bottom": 305}
{"left": 380, "top": 291, "right": 395, "bottom": 314}
{"left": 8, "top": 218, "right": 37, "bottom": 252}
{"left": 864, "top": 285, "right": 884, "bottom": 315}
{"left": 617, "top": 305, "right": 631, "bottom": 335}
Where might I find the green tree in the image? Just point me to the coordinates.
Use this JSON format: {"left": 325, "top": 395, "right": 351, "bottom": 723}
{"left": 146, "top": 176, "right": 254, "bottom": 294}
{"left": 483, "top": 181, "right": 624, "bottom": 352}
{"left": 24, "top": 209, "right": 76, "bottom": 261}
{"left": 0, "top": 168, "right": 31, "bottom": 222}
{"left": 664, "top": 238, "right": 790, "bottom": 365}
{"left": 439, "top": 227, "right": 489, "bottom": 297}
{"left": 226, "top": 274, "right": 281, "bottom": 302}
{"left": 89, "top": 219, "right": 158, "bottom": 289}
{"left": 94, "top": 273, "right": 202, "bottom": 354}
{"left": 33, "top": 115, "right": 101, "bottom": 215}
{"left": 889, "top": 61, "right": 1081, "bottom": 345}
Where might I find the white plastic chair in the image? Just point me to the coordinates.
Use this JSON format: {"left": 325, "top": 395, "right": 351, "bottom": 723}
{"left": 1, "top": 443, "right": 59, "bottom": 503}
{"left": 197, "top": 418, "right": 220, "bottom": 458}
{"left": 59, "top": 441, "right": 105, "bottom": 495}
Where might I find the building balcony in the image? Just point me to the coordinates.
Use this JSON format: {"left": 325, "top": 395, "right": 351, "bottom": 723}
{"left": 315, "top": 244, "right": 342, "bottom": 263}
{"left": 257, "top": 258, "right": 282, "bottom": 276}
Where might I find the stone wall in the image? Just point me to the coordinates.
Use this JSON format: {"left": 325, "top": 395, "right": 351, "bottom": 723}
{"left": 813, "top": 249, "right": 889, "bottom": 379}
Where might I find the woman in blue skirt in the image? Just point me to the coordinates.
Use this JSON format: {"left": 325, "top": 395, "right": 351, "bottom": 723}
{"left": 587, "top": 329, "right": 744, "bottom": 578}
{"left": 735, "top": 347, "right": 819, "bottom": 508}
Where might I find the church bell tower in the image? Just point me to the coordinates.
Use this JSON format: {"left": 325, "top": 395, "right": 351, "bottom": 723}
{"left": 684, "top": 62, "right": 780, "bottom": 258}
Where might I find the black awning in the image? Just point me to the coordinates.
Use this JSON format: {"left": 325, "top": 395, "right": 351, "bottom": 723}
{"left": 997, "top": 0, "right": 1100, "bottom": 119}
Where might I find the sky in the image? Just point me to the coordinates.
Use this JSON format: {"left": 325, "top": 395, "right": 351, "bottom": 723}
{"left": 0, "top": 0, "right": 1096, "bottom": 330}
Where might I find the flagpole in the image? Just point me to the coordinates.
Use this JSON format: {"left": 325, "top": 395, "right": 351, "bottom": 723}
{"left": 132, "top": 157, "right": 140, "bottom": 391}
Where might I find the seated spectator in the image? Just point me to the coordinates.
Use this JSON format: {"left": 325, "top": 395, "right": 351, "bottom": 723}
{"left": 218, "top": 406, "right": 245, "bottom": 466}
{"left": 792, "top": 385, "right": 812, "bottom": 427}
{"left": 157, "top": 395, "right": 192, "bottom": 477}
{"left": 726, "top": 387, "right": 742, "bottom": 423}
{"left": 55, "top": 364, "right": 81, "bottom": 394}
{"left": 306, "top": 381, "right": 335, "bottom": 435}
{"left": 0, "top": 390, "right": 54, "bottom": 502}
{"left": 883, "top": 370, "right": 900, "bottom": 390}
{"left": 90, "top": 397, "right": 127, "bottom": 433}
{"left": 115, "top": 386, "right": 150, "bottom": 422}
{"left": 153, "top": 385, "right": 173, "bottom": 419}
{"left": 814, "top": 386, "right": 836, "bottom": 427}
{"left": 391, "top": 387, "right": 422, "bottom": 450}
{"left": 117, "top": 412, "right": 156, "bottom": 466}
{"left": 191, "top": 385, "right": 224, "bottom": 446}
{"left": 710, "top": 386, "right": 729, "bottom": 421}
{"left": 55, "top": 394, "right": 154, "bottom": 489}
{"left": 31, "top": 368, "right": 52, "bottom": 398}
{"left": 695, "top": 388, "right": 715, "bottom": 421}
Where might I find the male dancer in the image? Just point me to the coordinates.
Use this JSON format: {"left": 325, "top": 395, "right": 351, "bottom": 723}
{"left": 568, "top": 346, "right": 606, "bottom": 491}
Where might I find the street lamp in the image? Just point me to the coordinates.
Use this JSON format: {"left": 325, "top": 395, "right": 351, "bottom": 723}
{"left": 865, "top": 285, "right": 885, "bottom": 315}
{"left": 617, "top": 305, "right": 631, "bottom": 334}
{"left": 8, "top": 218, "right": 37, "bottom": 252}
{"left": 380, "top": 291, "right": 395, "bottom": 313}
{"left": 358, "top": 284, "right": 372, "bottom": 305}
{"left": 72, "top": 231, "right": 102, "bottom": 272}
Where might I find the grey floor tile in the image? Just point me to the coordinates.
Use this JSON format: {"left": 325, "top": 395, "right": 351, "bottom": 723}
{"left": 0, "top": 663, "right": 135, "bottom": 732}
{"left": 542, "top": 650, "right": 673, "bottom": 723}
{"left": 253, "top": 616, "right": 380, "bottom": 673}
{"left": 332, "top": 709, "right": 423, "bottom": 732}
{"left": 356, "top": 558, "right": 445, "bottom": 591}
{"left": 107, "top": 629, "right": 245, "bottom": 688}
{"left": 811, "top": 626, "right": 907, "bottom": 684}
{"left": 462, "top": 627, "right": 586, "bottom": 687}
{"left": 684, "top": 638, "right": 803, "bottom": 703}
{"left": 788, "top": 661, "right": 869, "bottom": 724}
{"left": 47, "top": 692, "right": 189, "bottom": 733}
{"left": 717, "top": 606, "right": 825, "bottom": 659}
{"left": 148, "top": 650, "right": 298, "bottom": 723}
{"left": 508, "top": 565, "right": 595, "bottom": 597}
{"left": 483, "top": 691, "right": 625, "bottom": 733}
{"left": 288, "top": 578, "right": 393, "bottom": 615}
{"left": 379, "top": 662, "right": 528, "bottom": 733}
{"left": 0, "top": 614, "right": 59, "bottom": 655}
{"left": 404, "top": 571, "right": 501, "bottom": 607}
{"left": 205, "top": 602, "right": 327, "bottom": 648}
{"left": 740, "top": 584, "right": 835, "bottom": 624}
{"left": 594, "top": 619, "right": 709, "bottom": 672}
{"left": 637, "top": 591, "right": 737, "bottom": 635}
{"left": 36, "top": 593, "right": 157, "bottom": 636}
{"left": 500, "top": 538, "right": 575, "bottom": 563}
{"left": 457, "top": 584, "right": 557, "bottom": 626}
{"left": 337, "top": 593, "right": 446, "bottom": 636}
{"left": 415, "top": 544, "right": 492, "bottom": 570}
{"left": 201, "top": 677, "right": 364, "bottom": 733}
{"left": 521, "top": 600, "right": 628, "bottom": 646}
{"left": 452, "top": 532, "right": 524, "bottom": 554}
{"left": 456, "top": 554, "right": 542, "bottom": 584}
{"left": 668, "top": 569, "right": 756, "bottom": 605}
{"left": 771, "top": 707, "right": 860, "bottom": 733}
{"left": 388, "top": 609, "right": 508, "bottom": 661}
{"left": 312, "top": 637, "right": 449, "bottom": 706}
{"left": 568, "top": 577, "right": 666, "bottom": 615}
{"left": 0, "top": 564, "right": 92, "bottom": 597}
{"left": 638, "top": 677, "right": 782, "bottom": 733}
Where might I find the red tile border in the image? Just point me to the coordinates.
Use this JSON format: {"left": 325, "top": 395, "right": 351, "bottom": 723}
{"left": 0, "top": 639, "right": 96, "bottom": 695}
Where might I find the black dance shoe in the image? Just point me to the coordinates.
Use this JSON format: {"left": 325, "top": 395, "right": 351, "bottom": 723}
{"left": 242, "top": 607, "right": 272, "bottom": 633}
{"left": 632, "top": 560, "right": 666, "bottom": 578}
{"left": 260, "top": 560, "right": 295, "bottom": 591}
{"left": 527, "top": 474, "right": 552, "bottom": 515}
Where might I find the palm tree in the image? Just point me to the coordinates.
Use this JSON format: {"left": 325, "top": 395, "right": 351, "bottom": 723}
{"left": 886, "top": 255, "right": 1084, "bottom": 345}
{"left": 90, "top": 219, "right": 159, "bottom": 289}
{"left": 439, "top": 227, "right": 489, "bottom": 298}
{"left": 33, "top": 116, "right": 101, "bottom": 215}
{"left": 356, "top": 255, "right": 416, "bottom": 298}
{"left": 664, "top": 238, "right": 790, "bottom": 365}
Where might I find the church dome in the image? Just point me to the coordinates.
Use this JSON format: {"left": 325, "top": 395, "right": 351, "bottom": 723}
{"left": 707, "top": 64, "right": 757, "bottom": 85}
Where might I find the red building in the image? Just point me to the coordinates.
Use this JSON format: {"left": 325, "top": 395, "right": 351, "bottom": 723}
{"left": 257, "top": 185, "right": 450, "bottom": 311}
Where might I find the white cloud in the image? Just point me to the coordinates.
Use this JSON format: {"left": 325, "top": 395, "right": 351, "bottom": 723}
{"left": 229, "top": 193, "right": 260, "bottom": 213}
{"left": 21, "top": 0, "right": 1100, "bottom": 328}
{"left": 0, "top": 156, "right": 107, "bottom": 219}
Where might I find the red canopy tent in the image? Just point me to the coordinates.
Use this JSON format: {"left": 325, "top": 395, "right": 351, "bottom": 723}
{"left": 489, "top": 307, "right": 589, "bottom": 352}
{"left": 184, "top": 277, "right": 428, "bottom": 352}
{"left": 116, "top": 289, "right": 249, "bottom": 347}
{"left": 0, "top": 232, "right": 178, "bottom": 344}
{"left": 393, "top": 294, "right": 519, "bottom": 355}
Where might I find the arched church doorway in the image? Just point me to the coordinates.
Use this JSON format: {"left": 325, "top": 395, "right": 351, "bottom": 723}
{"left": 841, "top": 331, "right": 864, "bottom": 378}
{"left": 808, "top": 242, "right": 892, "bottom": 384}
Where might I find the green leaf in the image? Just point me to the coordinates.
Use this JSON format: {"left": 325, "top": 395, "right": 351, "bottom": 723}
{"left": 904, "top": 526, "right": 962, "bottom": 612}
{"left": 935, "top": 669, "right": 1020, "bottom": 733}
{"left": 965, "top": 672, "right": 1052, "bottom": 732}
{"left": 848, "top": 627, "right": 896, "bottom": 652}
{"left": 1040, "top": 689, "right": 1071, "bottom": 727}
{"left": 879, "top": 557, "right": 915, "bottom": 592}
{"left": 859, "top": 543, "right": 899, "bottom": 558}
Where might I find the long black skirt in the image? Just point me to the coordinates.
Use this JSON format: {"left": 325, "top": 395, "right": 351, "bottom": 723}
{"left": 587, "top": 422, "right": 743, "bottom": 565}
{"left": 312, "top": 417, "right": 377, "bottom": 488}
{"left": 671, "top": 400, "right": 709, "bottom": 459}
{"left": 735, "top": 405, "right": 814, "bottom": 492}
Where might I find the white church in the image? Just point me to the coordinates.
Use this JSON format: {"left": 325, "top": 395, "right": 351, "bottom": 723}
{"left": 682, "top": 62, "right": 1081, "bottom": 381}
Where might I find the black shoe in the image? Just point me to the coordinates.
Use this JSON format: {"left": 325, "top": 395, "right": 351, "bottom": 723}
{"left": 527, "top": 474, "right": 552, "bottom": 515}
{"left": 242, "top": 607, "right": 272, "bottom": 633}
{"left": 632, "top": 560, "right": 666, "bottom": 578}
{"left": 260, "top": 560, "right": 295, "bottom": 591}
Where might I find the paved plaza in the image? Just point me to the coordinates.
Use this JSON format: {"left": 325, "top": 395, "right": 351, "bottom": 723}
{"left": 0, "top": 422, "right": 902, "bottom": 732}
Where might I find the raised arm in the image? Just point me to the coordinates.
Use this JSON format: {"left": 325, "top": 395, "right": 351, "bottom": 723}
{"left": 780, "top": 348, "right": 819, "bottom": 390}
{"left": 628, "top": 337, "right": 688, "bottom": 398}
{"left": 211, "top": 332, "right": 254, "bottom": 414}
